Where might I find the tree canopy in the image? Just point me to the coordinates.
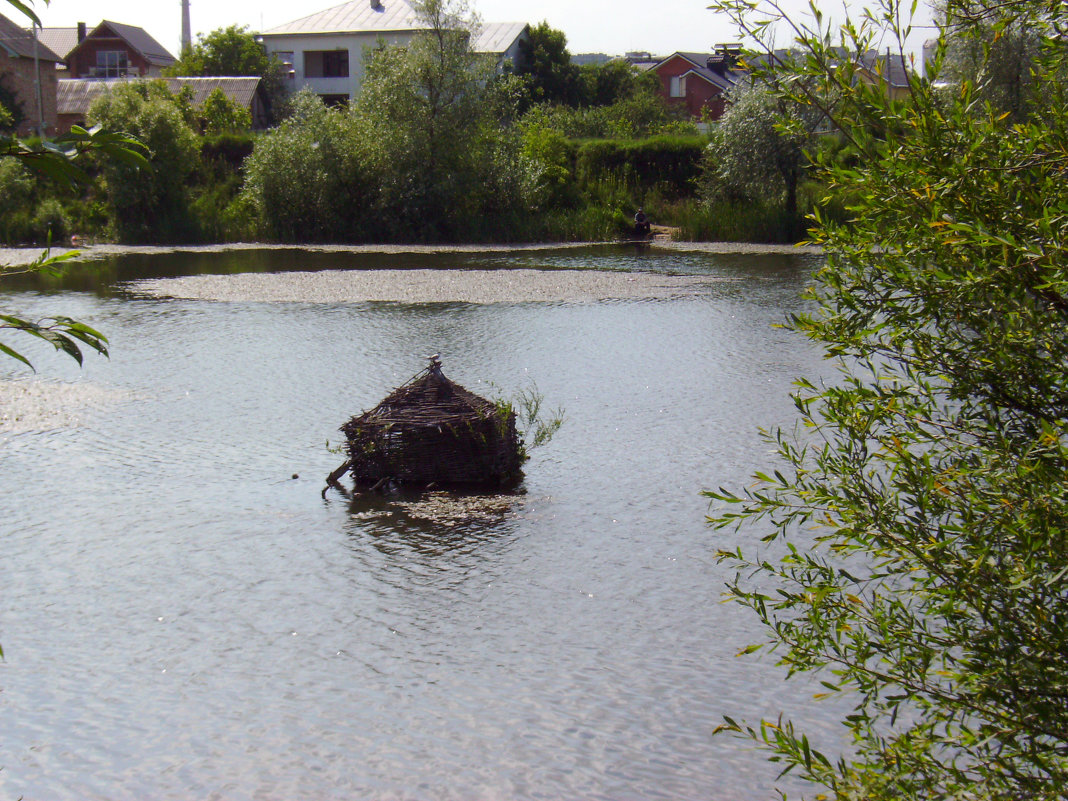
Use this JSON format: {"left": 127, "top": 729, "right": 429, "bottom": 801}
{"left": 514, "top": 21, "right": 580, "bottom": 108}
{"left": 165, "top": 25, "right": 286, "bottom": 123}
{"left": 705, "top": 0, "right": 1068, "bottom": 797}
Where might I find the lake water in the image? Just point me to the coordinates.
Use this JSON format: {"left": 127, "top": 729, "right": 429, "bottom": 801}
{"left": 0, "top": 244, "right": 840, "bottom": 800}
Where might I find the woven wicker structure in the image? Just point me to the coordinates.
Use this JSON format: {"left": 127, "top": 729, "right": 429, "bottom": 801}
{"left": 341, "top": 361, "right": 524, "bottom": 487}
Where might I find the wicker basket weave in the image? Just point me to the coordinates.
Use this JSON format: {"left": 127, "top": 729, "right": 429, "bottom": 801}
{"left": 341, "top": 361, "right": 523, "bottom": 487}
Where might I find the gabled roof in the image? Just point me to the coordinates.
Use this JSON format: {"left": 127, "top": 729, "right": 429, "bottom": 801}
{"left": 58, "top": 76, "right": 262, "bottom": 116}
{"left": 653, "top": 52, "right": 737, "bottom": 92}
{"left": 472, "top": 21, "right": 527, "bottom": 55}
{"left": 261, "top": 0, "right": 424, "bottom": 37}
{"left": 0, "top": 12, "right": 63, "bottom": 61}
{"left": 68, "top": 20, "right": 176, "bottom": 67}
{"left": 677, "top": 66, "right": 735, "bottom": 92}
{"left": 35, "top": 26, "right": 80, "bottom": 60}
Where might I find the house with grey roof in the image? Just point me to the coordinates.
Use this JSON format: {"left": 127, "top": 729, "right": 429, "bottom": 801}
{"left": 0, "top": 11, "right": 63, "bottom": 135}
{"left": 258, "top": 0, "right": 527, "bottom": 104}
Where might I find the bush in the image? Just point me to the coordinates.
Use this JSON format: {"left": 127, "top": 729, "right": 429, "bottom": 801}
{"left": 88, "top": 81, "right": 201, "bottom": 242}
{"left": 575, "top": 135, "right": 706, "bottom": 198}
{"left": 241, "top": 91, "right": 369, "bottom": 242}
{"left": 0, "top": 158, "right": 36, "bottom": 243}
{"left": 31, "top": 198, "right": 70, "bottom": 243}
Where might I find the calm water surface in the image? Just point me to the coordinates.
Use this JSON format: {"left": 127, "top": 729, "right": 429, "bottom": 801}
{"left": 1, "top": 245, "right": 839, "bottom": 800}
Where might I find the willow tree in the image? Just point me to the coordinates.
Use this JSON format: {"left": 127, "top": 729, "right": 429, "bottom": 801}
{"left": 352, "top": 0, "right": 507, "bottom": 240}
{"left": 705, "top": 0, "right": 1068, "bottom": 797}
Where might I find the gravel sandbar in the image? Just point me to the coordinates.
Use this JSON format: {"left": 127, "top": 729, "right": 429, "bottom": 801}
{"left": 129, "top": 268, "right": 720, "bottom": 304}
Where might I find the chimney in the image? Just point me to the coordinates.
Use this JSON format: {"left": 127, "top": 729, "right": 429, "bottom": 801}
{"left": 370, "top": 0, "right": 382, "bottom": 9}
{"left": 181, "top": 0, "right": 192, "bottom": 53}
{"left": 77, "top": 21, "right": 86, "bottom": 41}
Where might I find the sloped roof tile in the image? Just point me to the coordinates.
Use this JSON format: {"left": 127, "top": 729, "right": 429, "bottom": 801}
{"left": 472, "top": 21, "right": 527, "bottom": 55}
{"left": 262, "top": 0, "right": 424, "bottom": 36}
{"left": 36, "top": 26, "right": 79, "bottom": 59}
{"left": 58, "top": 76, "right": 261, "bottom": 116}
{"left": 0, "top": 12, "right": 63, "bottom": 61}
{"left": 69, "top": 20, "right": 176, "bottom": 67}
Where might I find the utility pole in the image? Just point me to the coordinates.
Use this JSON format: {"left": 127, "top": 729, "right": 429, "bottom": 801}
{"left": 181, "top": 0, "right": 192, "bottom": 54}
{"left": 32, "top": 21, "right": 43, "bottom": 136}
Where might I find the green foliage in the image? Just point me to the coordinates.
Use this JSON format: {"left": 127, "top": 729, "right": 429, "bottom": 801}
{"left": 703, "top": 82, "right": 821, "bottom": 218}
{"left": 576, "top": 135, "right": 706, "bottom": 199}
{"left": 520, "top": 83, "right": 696, "bottom": 139}
{"left": 518, "top": 122, "right": 575, "bottom": 210}
{"left": 514, "top": 21, "right": 581, "bottom": 108}
{"left": 671, "top": 197, "right": 804, "bottom": 243}
{"left": 0, "top": 157, "right": 36, "bottom": 240}
{"left": 200, "top": 132, "right": 255, "bottom": 172}
{"left": 577, "top": 59, "right": 659, "bottom": 107}
{"left": 88, "top": 81, "right": 200, "bottom": 242}
{"left": 166, "top": 24, "right": 286, "bottom": 123}
{"left": 31, "top": 197, "right": 69, "bottom": 242}
{"left": 936, "top": 2, "right": 1051, "bottom": 120}
{"left": 0, "top": 249, "right": 109, "bottom": 369}
{"left": 492, "top": 384, "right": 564, "bottom": 461}
{"left": 241, "top": 90, "right": 368, "bottom": 242}
{"left": 352, "top": 0, "right": 504, "bottom": 240}
{"left": 705, "top": 0, "right": 1068, "bottom": 797}
{"left": 168, "top": 24, "right": 269, "bottom": 76}
{"left": 200, "top": 88, "right": 252, "bottom": 135}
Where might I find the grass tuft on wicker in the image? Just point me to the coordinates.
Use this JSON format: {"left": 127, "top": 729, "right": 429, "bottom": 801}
{"left": 336, "top": 358, "right": 524, "bottom": 491}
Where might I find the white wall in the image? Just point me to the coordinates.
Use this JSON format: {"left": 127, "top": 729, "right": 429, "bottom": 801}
{"left": 262, "top": 31, "right": 417, "bottom": 100}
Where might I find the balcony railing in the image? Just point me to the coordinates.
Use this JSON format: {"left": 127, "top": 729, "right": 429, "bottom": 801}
{"left": 85, "top": 66, "right": 132, "bottom": 79}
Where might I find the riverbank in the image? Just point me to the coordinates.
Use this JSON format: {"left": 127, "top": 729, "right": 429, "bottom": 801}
{"left": 0, "top": 239, "right": 820, "bottom": 268}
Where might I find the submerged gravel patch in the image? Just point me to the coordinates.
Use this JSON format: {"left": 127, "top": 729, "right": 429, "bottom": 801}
{"left": 128, "top": 268, "right": 721, "bottom": 304}
{"left": 0, "top": 378, "right": 133, "bottom": 435}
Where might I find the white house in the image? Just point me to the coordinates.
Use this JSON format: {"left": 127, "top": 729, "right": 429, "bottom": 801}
{"left": 259, "top": 0, "right": 528, "bottom": 105}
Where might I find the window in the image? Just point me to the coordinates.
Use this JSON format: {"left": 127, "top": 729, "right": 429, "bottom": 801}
{"left": 93, "top": 50, "right": 129, "bottom": 79}
{"left": 669, "top": 75, "right": 685, "bottom": 98}
{"left": 304, "top": 49, "right": 349, "bottom": 79}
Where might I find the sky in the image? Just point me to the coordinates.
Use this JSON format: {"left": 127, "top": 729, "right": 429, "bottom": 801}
{"left": 26, "top": 0, "right": 936, "bottom": 63}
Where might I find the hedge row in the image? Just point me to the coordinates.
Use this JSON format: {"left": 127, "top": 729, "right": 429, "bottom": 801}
{"left": 574, "top": 135, "right": 706, "bottom": 197}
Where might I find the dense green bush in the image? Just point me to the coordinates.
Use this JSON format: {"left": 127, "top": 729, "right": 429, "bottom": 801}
{"left": 200, "top": 133, "right": 255, "bottom": 175}
{"left": 241, "top": 91, "right": 369, "bottom": 242}
{"left": 576, "top": 135, "right": 706, "bottom": 198}
{"left": 0, "top": 158, "right": 36, "bottom": 242}
{"left": 88, "top": 81, "right": 201, "bottom": 243}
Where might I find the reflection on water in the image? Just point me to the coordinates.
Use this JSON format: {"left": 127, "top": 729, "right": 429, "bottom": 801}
{"left": 0, "top": 245, "right": 839, "bottom": 801}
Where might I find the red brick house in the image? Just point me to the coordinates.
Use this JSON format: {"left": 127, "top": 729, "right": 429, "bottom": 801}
{"left": 64, "top": 20, "right": 175, "bottom": 80}
{"left": 0, "top": 12, "right": 62, "bottom": 135}
{"left": 651, "top": 48, "right": 740, "bottom": 121}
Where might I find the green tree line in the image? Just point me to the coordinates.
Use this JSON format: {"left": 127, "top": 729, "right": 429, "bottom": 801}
{"left": 3, "top": 0, "right": 1049, "bottom": 249}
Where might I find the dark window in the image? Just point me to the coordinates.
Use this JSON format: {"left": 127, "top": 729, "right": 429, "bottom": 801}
{"left": 93, "top": 50, "right": 129, "bottom": 79}
{"left": 323, "top": 50, "right": 348, "bottom": 77}
{"left": 304, "top": 50, "right": 349, "bottom": 79}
